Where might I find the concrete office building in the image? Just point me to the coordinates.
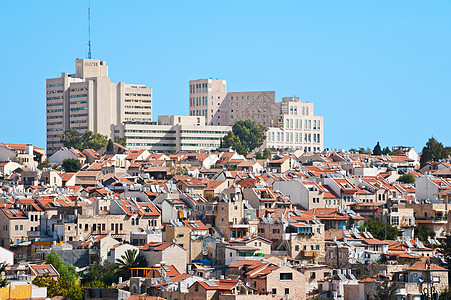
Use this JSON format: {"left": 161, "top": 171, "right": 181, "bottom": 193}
{"left": 46, "top": 59, "right": 152, "bottom": 155}
{"left": 114, "top": 116, "right": 230, "bottom": 153}
{"left": 188, "top": 79, "right": 227, "bottom": 125}
{"left": 189, "top": 79, "right": 324, "bottom": 152}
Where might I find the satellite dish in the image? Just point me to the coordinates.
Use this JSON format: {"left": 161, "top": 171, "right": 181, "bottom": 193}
{"left": 173, "top": 239, "right": 177, "bottom": 243}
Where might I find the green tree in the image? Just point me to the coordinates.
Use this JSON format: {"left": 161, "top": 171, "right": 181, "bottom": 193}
{"left": 373, "top": 142, "right": 382, "bottom": 155}
{"left": 0, "top": 262, "right": 8, "bottom": 287}
{"left": 45, "top": 250, "right": 78, "bottom": 285}
{"left": 82, "top": 131, "right": 108, "bottom": 151}
{"left": 81, "top": 262, "right": 118, "bottom": 286}
{"left": 37, "top": 160, "right": 52, "bottom": 170}
{"left": 415, "top": 225, "right": 435, "bottom": 244}
{"left": 382, "top": 146, "right": 392, "bottom": 155}
{"left": 397, "top": 173, "right": 415, "bottom": 184}
{"left": 62, "top": 158, "right": 82, "bottom": 173}
{"left": 256, "top": 148, "right": 271, "bottom": 159}
{"left": 33, "top": 274, "right": 62, "bottom": 298}
{"left": 371, "top": 280, "right": 398, "bottom": 300}
{"left": 115, "top": 249, "right": 147, "bottom": 280}
{"left": 59, "top": 279, "right": 83, "bottom": 300}
{"left": 420, "top": 137, "right": 451, "bottom": 167}
{"left": 114, "top": 136, "right": 127, "bottom": 147}
{"left": 222, "top": 120, "right": 267, "bottom": 155}
{"left": 358, "top": 148, "right": 372, "bottom": 155}
{"left": 221, "top": 131, "right": 247, "bottom": 155}
{"left": 59, "top": 129, "right": 108, "bottom": 151}
{"left": 361, "top": 219, "right": 398, "bottom": 240}
{"left": 106, "top": 139, "right": 115, "bottom": 154}
{"left": 60, "top": 129, "right": 83, "bottom": 150}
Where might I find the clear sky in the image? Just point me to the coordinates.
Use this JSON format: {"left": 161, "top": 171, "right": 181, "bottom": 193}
{"left": 1, "top": 1, "right": 450, "bottom": 152}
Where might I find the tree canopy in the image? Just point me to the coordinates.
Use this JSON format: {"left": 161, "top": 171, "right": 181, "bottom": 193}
{"left": 221, "top": 120, "right": 267, "bottom": 155}
{"left": 62, "top": 158, "right": 82, "bottom": 173}
{"left": 45, "top": 250, "right": 78, "bottom": 285}
{"left": 106, "top": 139, "right": 114, "bottom": 154}
{"left": 373, "top": 142, "right": 382, "bottom": 155}
{"left": 360, "top": 218, "right": 398, "bottom": 240}
{"left": 420, "top": 137, "right": 451, "bottom": 167}
{"left": 115, "top": 249, "right": 147, "bottom": 280}
{"left": 81, "top": 262, "right": 118, "bottom": 286}
{"left": 0, "top": 262, "right": 8, "bottom": 287}
{"left": 256, "top": 148, "right": 271, "bottom": 159}
{"left": 397, "top": 173, "right": 415, "bottom": 184}
{"left": 114, "top": 136, "right": 127, "bottom": 147}
{"left": 60, "top": 129, "right": 108, "bottom": 151}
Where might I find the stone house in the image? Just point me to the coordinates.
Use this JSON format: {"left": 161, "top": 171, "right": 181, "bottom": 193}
{"left": 242, "top": 264, "right": 306, "bottom": 300}
{"left": 139, "top": 242, "right": 187, "bottom": 273}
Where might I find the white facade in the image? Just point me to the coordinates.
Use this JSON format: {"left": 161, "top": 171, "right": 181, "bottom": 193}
{"left": 115, "top": 115, "right": 231, "bottom": 153}
{"left": 46, "top": 59, "right": 152, "bottom": 155}
{"left": 0, "top": 246, "right": 14, "bottom": 265}
{"left": 265, "top": 98, "right": 324, "bottom": 152}
{"left": 107, "top": 243, "right": 139, "bottom": 264}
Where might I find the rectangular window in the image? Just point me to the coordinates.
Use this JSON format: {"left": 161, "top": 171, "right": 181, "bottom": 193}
{"left": 272, "top": 289, "right": 277, "bottom": 295}
{"left": 280, "top": 273, "right": 293, "bottom": 280}
{"left": 285, "top": 288, "right": 290, "bottom": 295}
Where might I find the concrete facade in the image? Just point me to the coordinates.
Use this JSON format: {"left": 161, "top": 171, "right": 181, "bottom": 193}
{"left": 46, "top": 59, "right": 152, "bottom": 155}
{"left": 114, "top": 115, "right": 231, "bottom": 152}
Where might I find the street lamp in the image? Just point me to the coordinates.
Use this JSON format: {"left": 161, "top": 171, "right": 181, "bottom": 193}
{"left": 421, "top": 259, "right": 438, "bottom": 300}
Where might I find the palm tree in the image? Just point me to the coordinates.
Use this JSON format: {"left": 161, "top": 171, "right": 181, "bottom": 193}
{"left": 372, "top": 280, "right": 398, "bottom": 300}
{"left": 115, "top": 249, "right": 147, "bottom": 280}
{"left": 0, "top": 262, "right": 8, "bottom": 287}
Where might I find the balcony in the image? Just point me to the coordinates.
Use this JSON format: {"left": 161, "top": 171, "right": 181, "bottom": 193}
{"left": 416, "top": 216, "right": 448, "bottom": 224}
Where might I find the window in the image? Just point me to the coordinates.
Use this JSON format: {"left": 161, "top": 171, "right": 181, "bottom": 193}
{"left": 295, "top": 245, "right": 299, "bottom": 251}
{"left": 285, "top": 288, "right": 290, "bottom": 295}
{"left": 272, "top": 288, "right": 277, "bottom": 295}
{"left": 15, "top": 225, "right": 18, "bottom": 230}
{"left": 194, "top": 285, "right": 199, "bottom": 292}
{"left": 391, "top": 216, "right": 400, "bottom": 226}
{"left": 280, "top": 273, "right": 293, "bottom": 280}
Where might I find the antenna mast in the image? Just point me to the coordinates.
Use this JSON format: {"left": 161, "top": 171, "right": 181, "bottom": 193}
{"left": 88, "top": 0, "right": 92, "bottom": 59}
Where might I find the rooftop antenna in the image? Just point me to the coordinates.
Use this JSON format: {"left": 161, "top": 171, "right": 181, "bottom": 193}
{"left": 88, "top": 0, "right": 92, "bottom": 59}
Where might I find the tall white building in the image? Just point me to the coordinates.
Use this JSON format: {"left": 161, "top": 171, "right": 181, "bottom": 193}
{"left": 46, "top": 59, "right": 152, "bottom": 155}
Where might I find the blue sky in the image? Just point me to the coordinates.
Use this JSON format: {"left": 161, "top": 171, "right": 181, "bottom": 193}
{"left": 1, "top": 1, "right": 450, "bottom": 152}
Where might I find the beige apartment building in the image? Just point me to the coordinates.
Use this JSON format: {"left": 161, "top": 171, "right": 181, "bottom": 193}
{"left": 46, "top": 58, "right": 152, "bottom": 155}
{"left": 189, "top": 79, "right": 324, "bottom": 152}
{"left": 114, "top": 115, "right": 231, "bottom": 152}
{"left": 189, "top": 79, "right": 227, "bottom": 125}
